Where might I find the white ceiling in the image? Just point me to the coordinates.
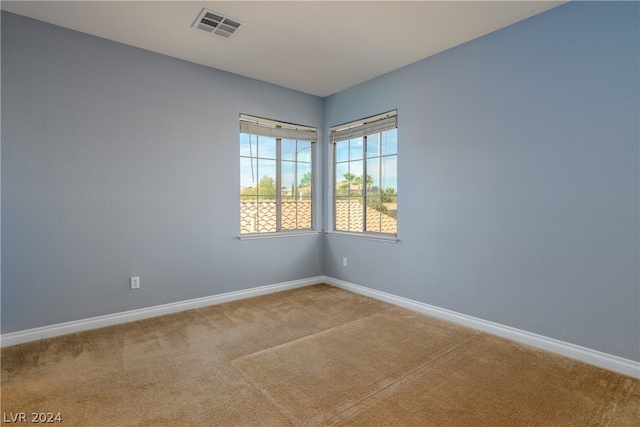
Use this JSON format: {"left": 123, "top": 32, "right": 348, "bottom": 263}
{"left": 1, "top": 1, "right": 566, "bottom": 97}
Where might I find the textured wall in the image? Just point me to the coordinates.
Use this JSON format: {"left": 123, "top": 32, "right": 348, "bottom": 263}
{"left": 1, "top": 12, "right": 324, "bottom": 333}
{"left": 323, "top": 1, "right": 639, "bottom": 361}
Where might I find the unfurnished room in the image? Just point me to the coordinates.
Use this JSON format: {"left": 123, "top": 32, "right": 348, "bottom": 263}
{"left": 1, "top": 1, "right": 639, "bottom": 425}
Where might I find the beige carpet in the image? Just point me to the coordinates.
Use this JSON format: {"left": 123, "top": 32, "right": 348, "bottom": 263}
{"left": 1, "top": 284, "right": 638, "bottom": 426}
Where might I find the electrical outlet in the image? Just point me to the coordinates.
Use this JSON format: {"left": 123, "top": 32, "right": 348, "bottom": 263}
{"left": 131, "top": 276, "right": 140, "bottom": 289}
{"left": 342, "top": 257, "right": 348, "bottom": 267}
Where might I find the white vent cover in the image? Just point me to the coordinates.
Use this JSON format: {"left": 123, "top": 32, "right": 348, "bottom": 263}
{"left": 192, "top": 9, "right": 243, "bottom": 39}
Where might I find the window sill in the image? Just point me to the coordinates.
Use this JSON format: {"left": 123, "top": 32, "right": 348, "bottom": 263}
{"left": 324, "top": 231, "right": 399, "bottom": 243}
{"left": 238, "top": 231, "right": 320, "bottom": 240}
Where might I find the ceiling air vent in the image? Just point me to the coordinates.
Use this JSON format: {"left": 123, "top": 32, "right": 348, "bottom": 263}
{"left": 193, "top": 8, "right": 243, "bottom": 39}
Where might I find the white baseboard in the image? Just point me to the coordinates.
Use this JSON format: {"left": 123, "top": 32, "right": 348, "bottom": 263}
{"left": 324, "top": 276, "right": 640, "bottom": 379}
{"left": 0, "top": 276, "right": 322, "bottom": 348}
{"left": 3, "top": 275, "right": 638, "bottom": 379}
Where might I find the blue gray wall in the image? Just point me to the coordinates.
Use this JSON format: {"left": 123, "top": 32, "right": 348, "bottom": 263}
{"left": 2, "top": 2, "right": 639, "bottom": 363}
{"left": 323, "top": 1, "right": 639, "bottom": 361}
{"left": 1, "top": 12, "right": 324, "bottom": 333}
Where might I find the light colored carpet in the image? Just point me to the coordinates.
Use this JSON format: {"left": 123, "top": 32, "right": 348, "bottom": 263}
{"left": 2, "top": 284, "right": 638, "bottom": 426}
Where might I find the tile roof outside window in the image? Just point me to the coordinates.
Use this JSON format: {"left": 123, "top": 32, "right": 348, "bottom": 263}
{"left": 335, "top": 200, "right": 397, "bottom": 234}
{"left": 240, "top": 201, "right": 312, "bottom": 234}
{"left": 239, "top": 200, "right": 396, "bottom": 235}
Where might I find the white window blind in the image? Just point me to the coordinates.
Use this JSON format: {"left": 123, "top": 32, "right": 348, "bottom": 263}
{"left": 240, "top": 114, "right": 316, "bottom": 142}
{"left": 330, "top": 111, "right": 397, "bottom": 143}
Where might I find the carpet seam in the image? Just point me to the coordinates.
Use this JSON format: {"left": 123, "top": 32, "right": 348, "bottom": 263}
{"left": 227, "top": 362, "right": 300, "bottom": 426}
{"left": 230, "top": 306, "right": 395, "bottom": 365}
{"left": 226, "top": 307, "right": 396, "bottom": 426}
{"left": 309, "top": 332, "right": 484, "bottom": 426}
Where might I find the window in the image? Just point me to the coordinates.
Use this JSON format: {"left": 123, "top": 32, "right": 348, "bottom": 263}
{"left": 331, "top": 111, "right": 397, "bottom": 237}
{"left": 240, "top": 114, "right": 315, "bottom": 234}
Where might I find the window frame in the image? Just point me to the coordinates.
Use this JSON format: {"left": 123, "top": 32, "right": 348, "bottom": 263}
{"left": 330, "top": 110, "right": 398, "bottom": 240}
{"left": 239, "top": 114, "right": 316, "bottom": 237}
